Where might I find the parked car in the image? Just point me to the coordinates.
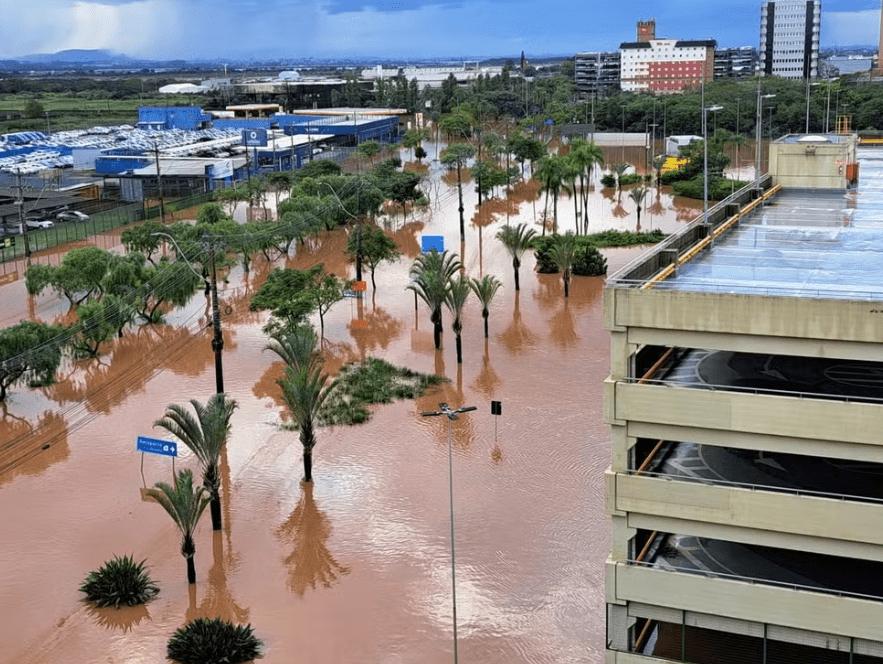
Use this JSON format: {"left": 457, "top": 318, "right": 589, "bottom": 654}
{"left": 57, "top": 210, "right": 89, "bottom": 222}
{"left": 25, "top": 219, "right": 54, "bottom": 229}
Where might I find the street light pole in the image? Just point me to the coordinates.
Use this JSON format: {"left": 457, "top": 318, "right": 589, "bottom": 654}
{"left": 755, "top": 86, "right": 775, "bottom": 180}
{"left": 702, "top": 89, "right": 723, "bottom": 238}
{"left": 152, "top": 138, "right": 166, "bottom": 224}
{"left": 420, "top": 402, "right": 477, "bottom": 664}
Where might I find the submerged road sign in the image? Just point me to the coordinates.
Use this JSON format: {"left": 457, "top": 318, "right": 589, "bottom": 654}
{"left": 136, "top": 436, "right": 178, "bottom": 457}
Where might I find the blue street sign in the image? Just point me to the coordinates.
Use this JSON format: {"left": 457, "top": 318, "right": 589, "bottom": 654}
{"left": 421, "top": 236, "right": 445, "bottom": 253}
{"left": 241, "top": 128, "right": 268, "bottom": 147}
{"left": 136, "top": 436, "right": 178, "bottom": 457}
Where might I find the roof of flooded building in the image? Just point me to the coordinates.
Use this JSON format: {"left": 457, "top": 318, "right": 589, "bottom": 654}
{"left": 610, "top": 148, "right": 883, "bottom": 300}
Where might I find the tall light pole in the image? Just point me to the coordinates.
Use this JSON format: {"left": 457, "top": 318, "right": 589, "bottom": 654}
{"left": 702, "top": 94, "right": 723, "bottom": 234}
{"left": 755, "top": 88, "right": 775, "bottom": 179}
{"left": 825, "top": 78, "right": 839, "bottom": 133}
{"left": 152, "top": 231, "right": 224, "bottom": 395}
{"left": 420, "top": 401, "right": 477, "bottom": 664}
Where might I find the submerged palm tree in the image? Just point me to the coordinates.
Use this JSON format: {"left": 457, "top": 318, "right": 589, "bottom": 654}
{"left": 496, "top": 223, "right": 537, "bottom": 292}
{"left": 445, "top": 274, "right": 472, "bottom": 364}
{"left": 145, "top": 469, "right": 211, "bottom": 584}
{"left": 265, "top": 324, "right": 319, "bottom": 371}
{"left": 627, "top": 186, "right": 649, "bottom": 232}
{"left": 548, "top": 232, "right": 578, "bottom": 298}
{"left": 535, "top": 154, "right": 571, "bottom": 234}
{"left": 154, "top": 393, "right": 238, "bottom": 531}
{"left": 470, "top": 274, "right": 502, "bottom": 338}
{"left": 407, "top": 249, "right": 462, "bottom": 349}
{"left": 277, "top": 345, "right": 335, "bottom": 483}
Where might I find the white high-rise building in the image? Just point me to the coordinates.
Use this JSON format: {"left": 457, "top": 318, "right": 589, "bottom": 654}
{"left": 759, "top": 0, "right": 821, "bottom": 78}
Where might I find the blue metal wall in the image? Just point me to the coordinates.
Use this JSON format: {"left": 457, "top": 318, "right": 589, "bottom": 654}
{"left": 137, "top": 107, "right": 212, "bottom": 131}
{"left": 95, "top": 156, "right": 151, "bottom": 174}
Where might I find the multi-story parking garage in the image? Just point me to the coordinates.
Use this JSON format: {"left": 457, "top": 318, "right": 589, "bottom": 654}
{"left": 604, "top": 142, "right": 883, "bottom": 663}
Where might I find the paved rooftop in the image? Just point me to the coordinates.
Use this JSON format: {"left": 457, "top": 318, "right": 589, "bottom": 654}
{"left": 651, "top": 148, "right": 883, "bottom": 299}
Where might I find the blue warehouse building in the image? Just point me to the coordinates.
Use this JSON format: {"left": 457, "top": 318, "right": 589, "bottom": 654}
{"left": 137, "top": 107, "right": 213, "bottom": 131}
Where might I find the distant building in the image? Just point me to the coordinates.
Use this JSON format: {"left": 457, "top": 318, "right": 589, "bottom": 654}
{"left": 620, "top": 20, "right": 715, "bottom": 94}
{"left": 359, "top": 63, "right": 506, "bottom": 89}
{"left": 759, "top": 0, "right": 821, "bottom": 79}
{"left": 574, "top": 51, "right": 621, "bottom": 98}
{"left": 714, "top": 47, "right": 758, "bottom": 79}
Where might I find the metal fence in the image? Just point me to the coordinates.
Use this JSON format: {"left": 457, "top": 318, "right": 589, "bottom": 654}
{"left": 0, "top": 190, "right": 216, "bottom": 268}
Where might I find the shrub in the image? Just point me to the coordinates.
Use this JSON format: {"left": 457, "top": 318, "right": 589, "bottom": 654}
{"left": 672, "top": 177, "right": 748, "bottom": 201}
{"left": 167, "top": 617, "right": 263, "bottom": 664}
{"left": 572, "top": 246, "right": 608, "bottom": 276}
{"left": 619, "top": 173, "right": 644, "bottom": 186}
{"left": 600, "top": 173, "right": 616, "bottom": 188}
{"left": 80, "top": 554, "right": 159, "bottom": 609}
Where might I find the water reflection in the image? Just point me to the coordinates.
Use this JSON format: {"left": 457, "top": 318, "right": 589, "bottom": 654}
{"left": 277, "top": 481, "right": 350, "bottom": 595}
{"left": 0, "top": 408, "right": 68, "bottom": 484}
{"left": 85, "top": 603, "right": 151, "bottom": 632}
{"left": 497, "top": 292, "right": 538, "bottom": 354}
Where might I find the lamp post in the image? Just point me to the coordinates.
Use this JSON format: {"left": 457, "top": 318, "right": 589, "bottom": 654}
{"left": 420, "top": 401, "right": 477, "bottom": 664}
{"left": 824, "top": 78, "right": 839, "bottom": 133}
{"left": 702, "top": 95, "right": 723, "bottom": 235}
{"left": 152, "top": 231, "right": 224, "bottom": 395}
{"left": 755, "top": 90, "right": 775, "bottom": 179}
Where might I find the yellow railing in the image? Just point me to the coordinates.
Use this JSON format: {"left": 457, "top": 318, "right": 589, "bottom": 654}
{"left": 640, "top": 184, "right": 782, "bottom": 290}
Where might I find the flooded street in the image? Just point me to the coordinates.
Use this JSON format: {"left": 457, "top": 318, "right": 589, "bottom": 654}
{"left": 0, "top": 152, "right": 697, "bottom": 663}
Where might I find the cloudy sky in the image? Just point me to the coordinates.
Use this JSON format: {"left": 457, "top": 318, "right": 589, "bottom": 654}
{"left": 3, "top": 0, "right": 881, "bottom": 61}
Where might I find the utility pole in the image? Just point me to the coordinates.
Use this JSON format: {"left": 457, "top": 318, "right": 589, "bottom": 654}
{"left": 14, "top": 170, "right": 31, "bottom": 258}
{"left": 209, "top": 241, "right": 225, "bottom": 395}
{"left": 153, "top": 139, "right": 166, "bottom": 224}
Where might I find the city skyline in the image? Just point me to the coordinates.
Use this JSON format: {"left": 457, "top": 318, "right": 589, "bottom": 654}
{"left": 5, "top": 0, "right": 882, "bottom": 62}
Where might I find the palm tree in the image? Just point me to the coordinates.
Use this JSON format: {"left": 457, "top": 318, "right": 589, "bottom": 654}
{"left": 407, "top": 249, "right": 462, "bottom": 350}
{"left": 548, "top": 232, "right": 578, "bottom": 298}
{"left": 444, "top": 274, "right": 472, "bottom": 364}
{"left": 278, "top": 362, "right": 334, "bottom": 483}
{"left": 566, "top": 138, "right": 604, "bottom": 234}
{"left": 627, "top": 186, "right": 649, "bottom": 232}
{"left": 264, "top": 324, "right": 319, "bottom": 371}
{"left": 441, "top": 143, "right": 476, "bottom": 242}
{"left": 145, "top": 469, "right": 211, "bottom": 584}
{"left": 154, "top": 394, "right": 238, "bottom": 531}
{"left": 470, "top": 274, "right": 502, "bottom": 338}
{"left": 612, "top": 162, "right": 630, "bottom": 194}
{"left": 534, "top": 154, "right": 570, "bottom": 235}
{"left": 496, "top": 223, "right": 537, "bottom": 292}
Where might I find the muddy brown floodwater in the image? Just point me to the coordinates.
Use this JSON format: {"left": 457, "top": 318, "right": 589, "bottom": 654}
{"left": 0, "top": 150, "right": 699, "bottom": 664}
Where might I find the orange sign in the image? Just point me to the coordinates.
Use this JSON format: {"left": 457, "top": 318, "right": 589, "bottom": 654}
{"left": 352, "top": 280, "right": 367, "bottom": 292}
{"left": 352, "top": 320, "right": 368, "bottom": 329}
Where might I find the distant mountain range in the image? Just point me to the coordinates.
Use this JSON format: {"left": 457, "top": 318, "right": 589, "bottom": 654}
{"left": 17, "top": 49, "right": 133, "bottom": 64}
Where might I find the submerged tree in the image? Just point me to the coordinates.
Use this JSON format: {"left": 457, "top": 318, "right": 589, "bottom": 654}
{"left": 470, "top": 274, "right": 503, "bottom": 338}
{"left": 441, "top": 143, "right": 476, "bottom": 242}
{"left": 548, "top": 232, "right": 578, "bottom": 297}
{"left": 445, "top": 274, "right": 472, "bottom": 364}
{"left": 496, "top": 223, "right": 537, "bottom": 292}
{"left": 0, "top": 320, "right": 68, "bottom": 402}
{"left": 346, "top": 224, "right": 401, "bottom": 292}
{"left": 407, "top": 249, "right": 462, "bottom": 350}
{"left": 145, "top": 469, "right": 211, "bottom": 584}
{"left": 276, "top": 328, "right": 335, "bottom": 483}
{"left": 154, "top": 393, "right": 238, "bottom": 531}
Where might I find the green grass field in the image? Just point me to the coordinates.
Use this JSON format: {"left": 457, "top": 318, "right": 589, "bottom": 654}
{"left": 0, "top": 93, "right": 211, "bottom": 133}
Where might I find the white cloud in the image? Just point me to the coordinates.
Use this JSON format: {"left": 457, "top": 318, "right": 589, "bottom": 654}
{"left": 823, "top": 9, "right": 881, "bottom": 47}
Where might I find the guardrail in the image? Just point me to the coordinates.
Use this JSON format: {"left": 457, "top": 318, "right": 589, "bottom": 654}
{"left": 623, "top": 375, "right": 883, "bottom": 405}
{"left": 607, "top": 174, "right": 774, "bottom": 288}
{"left": 623, "top": 559, "right": 883, "bottom": 603}
{"left": 623, "top": 469, "right": 883, "bottom": 506}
